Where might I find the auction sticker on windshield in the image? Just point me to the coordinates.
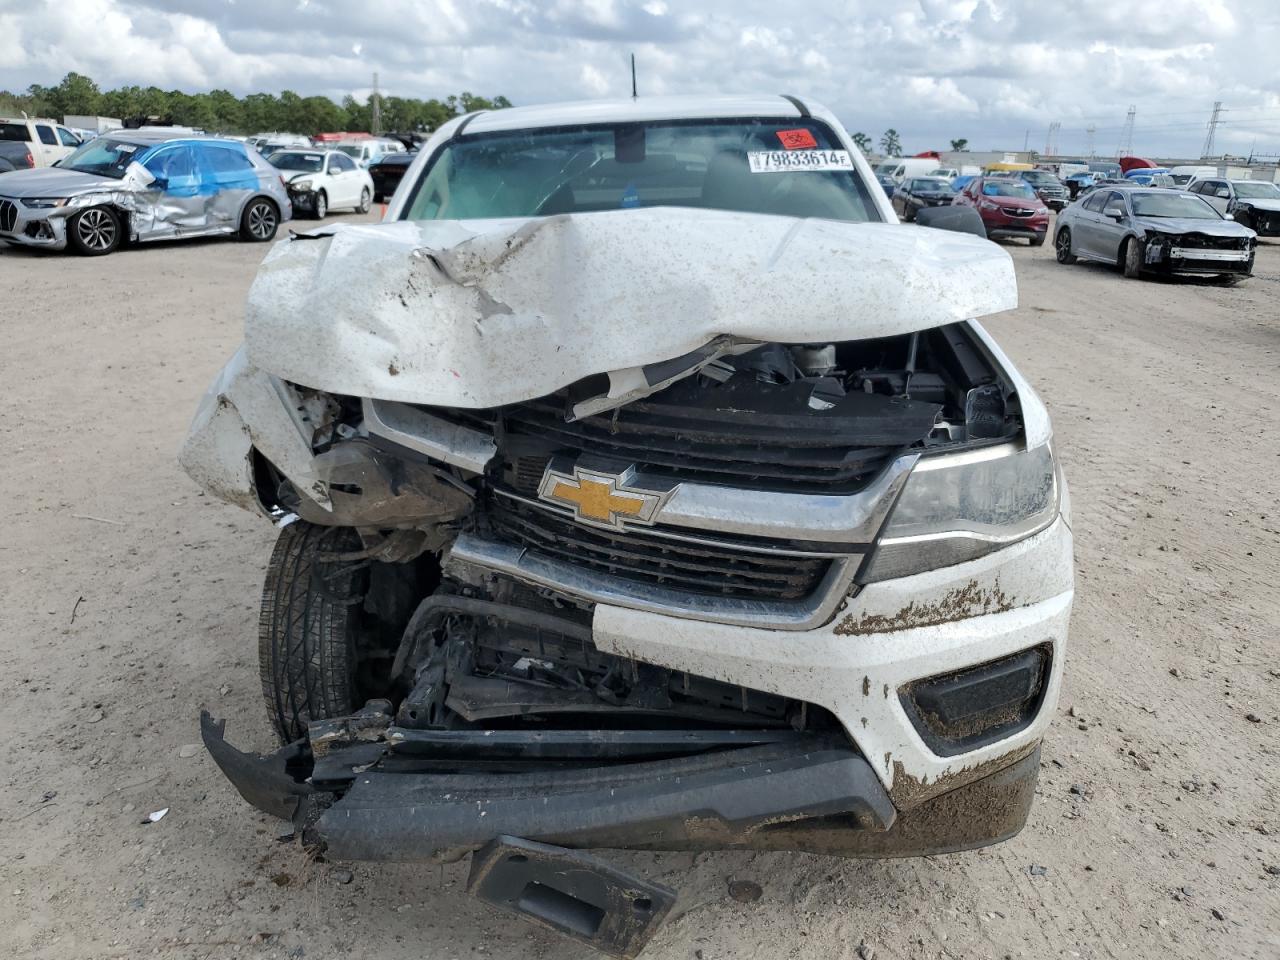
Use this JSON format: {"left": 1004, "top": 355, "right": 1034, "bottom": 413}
{"left": 748, "top": 150, "right": 853, "bottom": 173}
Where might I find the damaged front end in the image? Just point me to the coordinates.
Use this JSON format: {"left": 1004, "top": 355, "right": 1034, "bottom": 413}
{"left": 184, "top": 208, "right": 1069, "bottom": 956}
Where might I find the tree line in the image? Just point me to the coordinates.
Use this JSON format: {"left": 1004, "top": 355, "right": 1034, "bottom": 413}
{"left": 846, "top": 129, "right": 970, "bottom": 157}
{"left": 0, "top": 72, "right": 511, "bottom": 136}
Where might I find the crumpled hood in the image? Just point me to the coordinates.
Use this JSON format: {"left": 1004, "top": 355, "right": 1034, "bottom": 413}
{"left": 245, "top": 208, "right": 1017, "bottom": 408}
{"left": 0, "top": 166, "right": 125, "bottom": 198}
{"left": 1138, "top": 217, "right": 1254, "bottom": 238}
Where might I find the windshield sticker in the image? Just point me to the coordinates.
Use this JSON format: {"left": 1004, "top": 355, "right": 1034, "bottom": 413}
{"left": 748, "top": 150, "right": 853, "bottom": 173}
{"left": 114, "top": 144, "right": 138, "bottom": 153}
{"left": 776, "top": 129, "right": 818, "bottom": 150}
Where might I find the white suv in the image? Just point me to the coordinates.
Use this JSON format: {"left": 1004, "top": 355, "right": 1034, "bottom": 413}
{"left": 0, "top": 116, "right": 82, "bottom": 167}
{"left": 185, "top": 94, "right": 1073, "bottom": 955}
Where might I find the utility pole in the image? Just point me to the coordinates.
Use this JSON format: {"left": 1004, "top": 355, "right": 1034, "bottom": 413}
{"left": 371, "top": 71, "right": 381, "bottom": 135}
{"left": 1023, "top": 129, "right": 1029, "bottom": 153}
{"left": 1116, "top": 105, "right": 1135, "bottom": 157}
{"left": 1201, "top": 101, "right": 1224, "bottom": 158}
{"left": 1044, "top": 121, "right": 1060, "bottom": 157}
{"left": 1085, "top": 124, "right": 1096, "bottom": 159}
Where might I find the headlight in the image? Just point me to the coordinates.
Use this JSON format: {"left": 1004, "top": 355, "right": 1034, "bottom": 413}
{"left": 861, "top": 443, "right": 1060, "bottom": 582}
{"left": 22, "top": 197, "right": 68, "bottom": 208}
{"left": 291, "top": 179, "right": 313, "bottom": 191}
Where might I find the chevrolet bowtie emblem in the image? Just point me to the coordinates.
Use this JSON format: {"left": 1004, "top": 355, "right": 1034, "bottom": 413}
{"left": 538, "top": 462, "right": 669, "bottom": 530}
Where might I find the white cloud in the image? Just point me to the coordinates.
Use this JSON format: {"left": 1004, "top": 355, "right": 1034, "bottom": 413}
{"left": 2, "top": 0, "right": 1278, "bottom": 157}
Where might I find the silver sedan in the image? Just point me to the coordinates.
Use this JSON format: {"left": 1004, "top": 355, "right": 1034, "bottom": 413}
{"left": 1054, "top": 187, "right": 1256, "bottom": 280}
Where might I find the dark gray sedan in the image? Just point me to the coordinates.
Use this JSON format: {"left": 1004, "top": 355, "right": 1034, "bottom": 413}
{"left": 1054, "top": 187, "right": 1256, "bottom": 280}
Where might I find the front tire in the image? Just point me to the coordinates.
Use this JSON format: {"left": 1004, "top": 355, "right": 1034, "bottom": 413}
{"left": 357, "top": 187, "right": 371, "bottom": 214}
{"left": 1122, "top": 237, "right": 1143, "bottom": 278}
{"left": 313, "top": 190, "right": 328, "bottom": 220}
{"left": 67, "top": 206, "right": 122, "bottom": 256}
{"left": 259, "top": 522, "right": 367, "bottom": 744}
{"left": 239, "top": 198, "right": 279, "bottom": 242}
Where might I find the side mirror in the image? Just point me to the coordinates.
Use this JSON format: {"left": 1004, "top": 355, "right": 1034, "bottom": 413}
{"left": 1104, "top": 206, "right": 1125, "bottom": 221}
{"left": 1225, "top": 212, "right": 1235, "bottom": 221}
{"left": 1216, "top": 189, "right": 1230, "bottom": 199}
{"left": 915, "top": 204, "right": 987, "bottom": 238}
{"left": 124, "top": 161, "right": 156, "bottom": 188}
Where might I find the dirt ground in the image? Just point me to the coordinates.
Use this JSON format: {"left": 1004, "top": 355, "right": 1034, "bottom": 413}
{"left": 2, "top": 211, "right": 1278, "bottom": 960}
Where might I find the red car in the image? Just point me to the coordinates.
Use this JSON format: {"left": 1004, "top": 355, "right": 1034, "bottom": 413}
{"left": 953, "top": 176, "right": 1050, "bottom": 245}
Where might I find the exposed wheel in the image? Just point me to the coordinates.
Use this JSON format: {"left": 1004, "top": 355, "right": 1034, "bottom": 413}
{"left": 67, "top": 206, "right": 121, "bottom": 256}
{"left": 1122, "top": 237, "right": 1142, "bottom": 278}
{"left": 313, "top": 190, "right": 328, "bottom": 220}
{"left": 258, "top": 522, "right": 369, "bottom": 744}
{"left": 240, "top": 198, "right": 279, "bottom": 242}
{"left": 357, "top": 187, "right": 371, "bottom": 214}
{"left": 1055, "top": 228, "right": 1077, "bottom": 264}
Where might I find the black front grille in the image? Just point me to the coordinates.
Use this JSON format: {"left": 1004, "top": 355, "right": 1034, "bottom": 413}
{"left": 487, "top": 496, "right": 831, "bottom": 602}
{"left": 491, "top": 395, "right": 914, "bottom": 493}
{"left": 0, "top": 199, "right": 15, "bottom": 233}
{"left": 1007, "top": 207, "right": 1035, "bottom": 218}
{"left": 1178, "top": 233, "right": 1248, "bottom": 250}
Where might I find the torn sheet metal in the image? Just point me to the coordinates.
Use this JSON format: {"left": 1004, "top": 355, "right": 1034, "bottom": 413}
{"left": 244, "top": 208, "right": 1017, "bottom": 408}
{"left": 178, "top": 345, "right": 331, "bottom": 513}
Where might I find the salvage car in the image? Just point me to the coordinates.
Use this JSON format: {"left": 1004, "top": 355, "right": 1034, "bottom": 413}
{"left": 0, "top": 131, "right": 290, "bottom": 255}
{"left": 369, "top": 151, "right": 417, "bottom": 203}
{"left": 952, "top": 176, "right": 1050, "bottom": 245}
{"left": 183, "top": 95, "right": 1073, "bottom": 957}
{"left": 1186, "top": 177, "right": 1280, "bottom": 237}
{"left": 1054, "top": 187, "right": 1255, "bottom": 280}
{"left": 269, "top": 149, "right": 374, "bottom": 219}
{"left": 890, "top": 175, "right": 955, "bottom": 221}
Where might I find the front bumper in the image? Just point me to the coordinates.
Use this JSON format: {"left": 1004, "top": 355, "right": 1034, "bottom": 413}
{"left": 0, "top": 197, "right": 70, "bottom": 250}
{"left": 206, "top": 515, "right": 1072, "bottom": 858}
{"left": 204, "top": 713, "right": 1040, "bottom": 862}
{"left": 986, "top": 223, "right": 1048, "bottom": 241}
{"left": 287, "top": 188, "right": 318, "bottom": 212}
{"left": 1144, "top": 241, "right": 1255, "bottom": 275}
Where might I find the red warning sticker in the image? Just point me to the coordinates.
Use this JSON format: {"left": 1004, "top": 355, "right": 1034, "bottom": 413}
{"left": 776, "top": 128, "right": 818, "bottom": 150}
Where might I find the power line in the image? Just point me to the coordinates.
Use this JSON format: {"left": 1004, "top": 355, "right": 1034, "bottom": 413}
{"left": 1201, "top": 101, "right": 1225, "bottom": 158}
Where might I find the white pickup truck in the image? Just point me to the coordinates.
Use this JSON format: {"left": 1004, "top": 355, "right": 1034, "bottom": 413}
{"left": 0, "top": 116, "right": 82, "bottom": 168}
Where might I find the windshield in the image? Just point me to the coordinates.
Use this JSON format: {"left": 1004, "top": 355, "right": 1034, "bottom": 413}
{"left": 1021, "top": 171, "right": 1058, "bottom": 185}
{"left": 57, "top": 137, "right": 145, "bottom": 179}
{"left": 402, "top": 119, "right": 880, "bottom": 223}
{"left": 336, "top": 144, "right": 366, "bottom": 159}
{"left": 982, "top": 180, "right": 1037, "bottom": 198}
{"left": 873, "top": 162, "right": 898, "bottom": 175}
{"left": 1234, "top": 181, "right": 1280, "bottom": 199}
{"left": 909, "top": 177, "right": 952, "bottom": 193}
{"left": 1131, "top": 193, "right": 1221, "bottom": 219}
{"left": 270, "top": 152, "right": 324, "bottom": 173}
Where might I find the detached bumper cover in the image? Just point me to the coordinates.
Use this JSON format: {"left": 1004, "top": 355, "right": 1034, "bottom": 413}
{"left": 203, "top": 713, "right": 1041, "bottom": 860}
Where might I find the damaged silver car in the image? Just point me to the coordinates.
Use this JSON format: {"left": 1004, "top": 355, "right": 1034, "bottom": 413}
{"left": 183, "top": 95, "right": 1073, "bottom": 958}
{"left": 0, "top": 131, "right": 291, "bottom": 255}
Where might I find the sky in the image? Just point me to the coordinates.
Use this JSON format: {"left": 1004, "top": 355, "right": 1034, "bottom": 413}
{"left": 3, "top": 0, "right": 1280, "bottom": 159}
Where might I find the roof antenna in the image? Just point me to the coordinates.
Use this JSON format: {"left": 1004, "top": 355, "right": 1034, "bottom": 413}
{"left": 630, "top": 53, "right": 638, "bottom": 100}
